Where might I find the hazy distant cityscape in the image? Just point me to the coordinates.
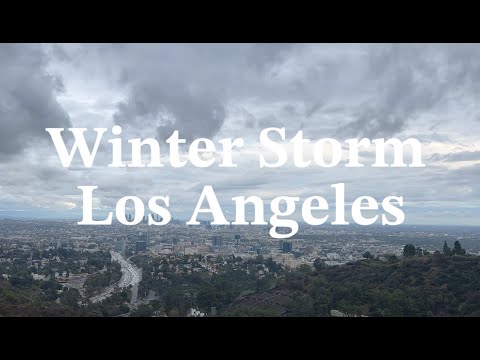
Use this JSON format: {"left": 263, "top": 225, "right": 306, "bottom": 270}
{"left": 1, "top": 218, "right": 479, "bottom": 316}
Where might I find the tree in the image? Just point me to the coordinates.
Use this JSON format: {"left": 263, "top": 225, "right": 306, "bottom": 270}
{"left": 297, "top": 264, "right": 313, "bottom": 276}
{"left": 452, "top": 241, "right": 466, "bottom": 256}
{"left": 311, "top": 276, "right": 332, "bottom": 316}
{"left": 385, "top": 254, "right": 398, "bottom": 262}
{"left": 313, "top": 258, "right": 325, "bottom": 272}
{"left": 403, "top": 244, "right": 416, "bottom": 257}
{"left": 130, "top": 304, "right": 154, "bottom": 317}
{"left": 288, "top": 292, "right": 315, "bottom": 317}
{"left": 362, "top": 251, "right": 374, "bottom": 260}
{"left": 443, "top": 241, "right": 451, "bottom": 256}
{"left": 415, "top": 247, "right": 423, "bottom": 256}
{"left": 163, "top": 289, "right": 186, "bottom": 314}
{"left": 256, "top": 277, "right": 272, "bottom": 292}
{"left": 196, "top": 286, "right": 217, "bottom": 309}
{"left": 59, "top": 288, "right": 81, "bottom": 308}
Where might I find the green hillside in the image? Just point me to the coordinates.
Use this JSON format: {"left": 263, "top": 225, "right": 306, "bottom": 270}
{"left": 223, "top": 254, "right": 480, "bottom": 317}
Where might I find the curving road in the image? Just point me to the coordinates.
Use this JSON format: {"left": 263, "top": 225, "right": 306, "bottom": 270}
{"left": 89, "top": 251, "right": 142, "bottom": 304}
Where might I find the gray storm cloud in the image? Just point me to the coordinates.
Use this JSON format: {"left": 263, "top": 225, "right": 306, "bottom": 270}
{"left": 0, "top": 44, "right": 70, "bottom": 157}
{"left": 114, "top": 83, "right": 226, "bottom": 142}
{"left": 341, "top": 44, "right": 480, "bottom": 137}
{"left": 110, "top": 43, "right": 297, "bottom": 141}
{"left": 111, "top": 44, "right": 480, "bottom": 140}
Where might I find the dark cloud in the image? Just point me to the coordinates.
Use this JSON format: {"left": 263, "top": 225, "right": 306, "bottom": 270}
{"left": 0, "top": 44, "right": 70, "bottom": 157}
{"left": 338, "top": 44, "right": 480, "bottom": 138}
{"left": 341, "top": 45, "right": 445, "bottom": 137}
{"left": 110, "top": 44, "right": 298, "bottom": 142}
{"left": 114, "top": 84, "right": 225, "bottom": 142}
{"left": 111, "top": 46, "right": 230, "bottom": 142}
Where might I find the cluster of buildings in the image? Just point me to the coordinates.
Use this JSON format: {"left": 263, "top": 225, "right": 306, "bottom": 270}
{"left": 106, "top": 221, "right": 411, "bottom": 269}
{"left": 1, "top": 219, "right": 480, "bottom": 278}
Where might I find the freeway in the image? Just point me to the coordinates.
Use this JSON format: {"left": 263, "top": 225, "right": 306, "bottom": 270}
{"left": 89, "top": 251, "right": 142, "bottom": 304}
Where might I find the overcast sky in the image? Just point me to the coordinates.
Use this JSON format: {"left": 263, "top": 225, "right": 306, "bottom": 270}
{"left": 0, "top": 43, "right": 479, "bottom": 226}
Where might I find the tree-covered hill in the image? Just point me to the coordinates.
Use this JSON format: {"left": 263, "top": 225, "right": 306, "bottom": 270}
{"left": 223, "top": 254, "right": 480, "bottom": 317}
{"left": 0, "top": 279, "right": 92, "bottom": 316}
